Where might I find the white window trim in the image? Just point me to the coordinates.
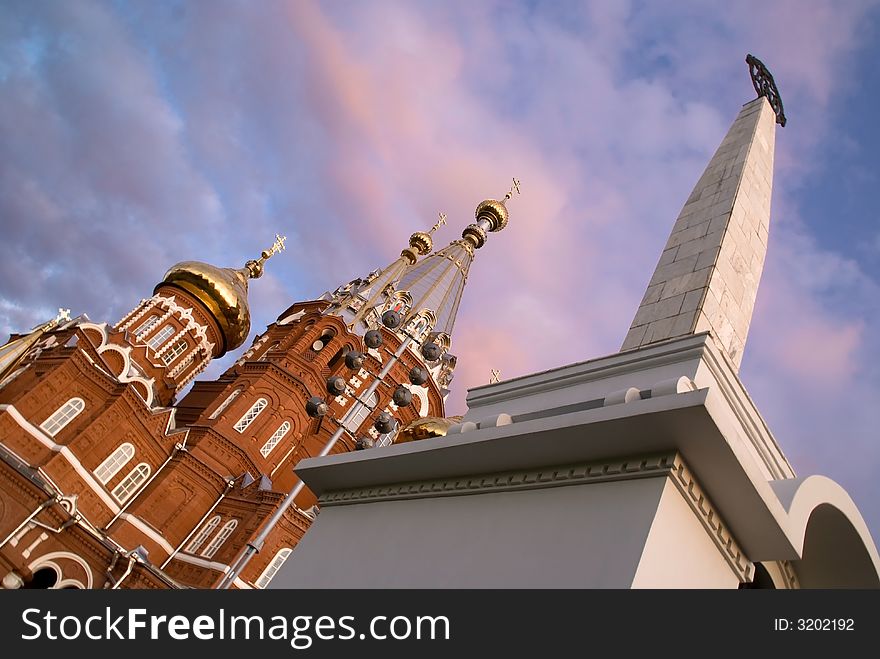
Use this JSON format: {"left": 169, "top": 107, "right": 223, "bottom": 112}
{"left": 39, "top": 397, "right": 85, "bottom": 437}
{"left": 210, "top": 388, "right": 241, "bottom": 419}
{"left": 147, "top": 325, "right": 175, "bottom": 351}
{"left": 134, "top": 315, "right": 159, "bottom": 337}
{"left": 255, "top": 548, "right": 292, "bottom": 589}
{"left": 202, "top": 520, "right": 237, "bottom": 558}
{"left": 161, "top": 339, "right": 188, "bottom": 365}
{"left": 234, "top": 398, "right": 268, "bottom": 433}
{"left": 111, "top": 463, "right": 151, "bottom": 503}
{"left": 260, "top": 421, "right": 291, "bottom": 457}
{"left": 187, "top": 516, "right": 221, "bottom": 554}
{"left": 94, "top": 442, "right": 135, "bottom": 484}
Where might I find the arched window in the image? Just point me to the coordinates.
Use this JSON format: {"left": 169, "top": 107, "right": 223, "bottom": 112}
{"left": 342, "top": 391, "right": 377, "bottom": 433}
{"left": 111, "top": 463, "right": 151, "bottom": 503}
{"left": 234, "top": 398, "right": 268, "bottom": 432}
{"left": 94, "top": 443, "right": 135, "bottom": 484}
{"left": 209, "top": 388, "right": 242, "bottom": 419}
{"left": 22, "top": 566, "right": 59, "bottom": 590}
{"left": 133, "top": 315, "right": 159, "bottom": 337}
{"left": 202, "top": 519, "right": 237, "bottom": 558}
{"left": 40, "top": 397, "right": 85, "bottom": 437}
{"left": 255, "top": 548, "right": 292, "bottom": 589}
{"left": 187, "top": 516, "right": 221, "bottom": 554}
{"left": 147, "top": 325, "right": 175, "bottom": 350}
{"left": 260, "top": 421, "right": 291, "bottom": 457}
{"left": 327, "top": 345, "right": 349, "bottom": 370}
{"left": 311, "top": 328, "right": 336, "bottom": 352}
{"left": 161, "top": 340, "right": 188, "bottom": 365}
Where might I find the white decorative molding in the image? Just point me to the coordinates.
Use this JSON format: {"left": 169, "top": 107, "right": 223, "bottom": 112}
{"left": 278, "top": 309, "right": 306, "bottom": 325}
{"left": 410, "top": 385, "right": 429, "bottom": 416}
{"left": 171, "top": 553, "right": 252, "bottom": 589}
{"left": 79, "top": 322, "right": 156, "bottom": 406}
{"left": 603, "top": 387, "right": 641, "bottom": 406}
{"left": 117, "top": 513, "right": 175, "bottom": 554}
{"left": 0, "top": 404, "right": 121, "bottom": 513}
{"left": 667, "top": 455, "right": 753, "bottom": 582}
{"left": 317, "top": 450, "right": 752, "bottom": 583}
{"left": 320, "top": 454, "right": 679, "bottom": 506}
{"left": 651, "top": 376, "right": 697, "bottom": 397}
{"left": 779, "top": 560, "right": 800, "bottom": 589}
{"left": 28, "top": 551, "right": 94, "bottom": 589}
{"left": 476, "top": 413, "right": 513, "bottom": 429}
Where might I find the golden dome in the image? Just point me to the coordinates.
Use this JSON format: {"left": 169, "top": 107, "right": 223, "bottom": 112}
{"left": 408, "top": 231, "right": 434, "bottom": 255}
{"left": 475, "top": 199, "right": 509, "bottom": 233}
{"left": 157, "top": 261, "right": 252, "bottom": 355}
{"left": 397, "top": 415, "right": 464, "bottom": 443}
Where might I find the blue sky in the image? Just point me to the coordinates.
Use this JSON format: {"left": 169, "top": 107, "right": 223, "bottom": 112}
{"left": 1, "top": 0, "right": 878, "bottom": 540}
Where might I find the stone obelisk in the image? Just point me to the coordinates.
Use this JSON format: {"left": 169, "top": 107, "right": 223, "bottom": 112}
{"left": 621, "top": 56, "right": 785, "bottom": 370}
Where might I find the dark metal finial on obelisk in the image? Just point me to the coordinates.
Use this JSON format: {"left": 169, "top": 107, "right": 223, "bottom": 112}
{"left": 746, "top": 54, "right": 786, "bottom": 127}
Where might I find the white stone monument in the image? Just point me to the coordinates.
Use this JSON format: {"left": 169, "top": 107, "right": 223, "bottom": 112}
{"left": 270, "top": 56, "right": 879, "bottom": 589}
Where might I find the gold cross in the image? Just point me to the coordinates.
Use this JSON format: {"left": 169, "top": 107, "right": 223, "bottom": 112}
{"left": 489, "top": 368, "right": 501, "bottom": 384}
{"left": 430, "top": 212, "right": 447, "bottom": 234}
{"left": 268, "top": 233, "right": 287, "bottom": 256}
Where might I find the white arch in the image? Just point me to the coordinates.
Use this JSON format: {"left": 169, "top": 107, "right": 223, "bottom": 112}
{"left": 28, "top": 551, "right": 94, "bottom": 589}
{"left": 771, "top": 475, "right": 880, "bottom": 587}
{"left": 79, "top": 324, "right": 156, "bottom": 407}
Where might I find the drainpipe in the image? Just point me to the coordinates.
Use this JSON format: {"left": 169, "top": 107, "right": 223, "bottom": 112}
{"left": 102, "top": 553, "right": 120, "bottom": 589}
{"left": 104, "top": 440, "right": 187, "bottom": 530}
{"left": 111, "top": 554, "right": 137, "bottom": 590}
{"left": 160, "top": 476, "right": 236, "bottom": 569}
{"left": 0, "top": 497, "right": 57, "bottom": 549}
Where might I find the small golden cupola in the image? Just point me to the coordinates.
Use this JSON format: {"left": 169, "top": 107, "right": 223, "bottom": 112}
{"left": 157, "top": 234, "right": 287, "bottom": 356}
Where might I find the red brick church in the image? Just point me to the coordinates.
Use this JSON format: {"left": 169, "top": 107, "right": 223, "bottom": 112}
{"left": 0, "top": 193, "right": 512, "bottom": 589}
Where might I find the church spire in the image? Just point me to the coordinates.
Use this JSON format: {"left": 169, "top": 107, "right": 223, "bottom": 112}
{"left": 341, "top": 217, "right": 441, "bottom": 328}
{"left": 0, "top": 308, "right": 71, "bottom": 387}
{"left": 396, "top": 179, "right": 519, "bottom": 340}
{"left": 327, "top": 181, "right": 516, "bottom": 346}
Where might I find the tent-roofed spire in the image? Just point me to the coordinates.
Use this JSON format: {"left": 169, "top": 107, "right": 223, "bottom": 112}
{"left": 0, "top": 308, "right": 71, "bottom": 387}
{"left": 397, "top": 179, "right": 519, "bottom": 341}
{"left": 332, "top": 218, "right": 439, "bottom": 328}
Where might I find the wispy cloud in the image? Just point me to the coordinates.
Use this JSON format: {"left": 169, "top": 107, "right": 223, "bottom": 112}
{"left": 1, "top": 0, "right": 878, "bottom": 537}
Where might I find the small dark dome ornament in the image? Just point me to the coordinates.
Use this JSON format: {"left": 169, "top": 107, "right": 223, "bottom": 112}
{"left": 354, "top": 436, "right": 374, "bottom": 450}
{"left": 420, "top": 341, "right": 441, "bottom": 362}
{"left": 326, "top": 376, "right": 346, "bottom": 395}
{"left": 344, "top": 350, "right": 366, "bottom": 370}
{"left": 381, "top": 310, "right": 402, "bottom": 329}
{"left": 374, "top": 412, "right": 396, "bottom": 434}
{"left": 409, "top": 365, "right": 429, "bottom": 386}
{"left": 364, "top": 329, "right": 383, "bottom": 349}
{"left": 392, "top": 385, "right": 413, "bottom": 408}
{"left": 746, "top": 54, "right": 786, "bottom": 127}
{"left": 305, "top": 396, "right": 328, "bottom": 418}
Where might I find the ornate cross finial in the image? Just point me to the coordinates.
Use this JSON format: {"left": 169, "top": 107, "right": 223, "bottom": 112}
{"left": 746, "top": 54, "right": 786, "bottom": 127}
{"left": 268, "top": 233, "right": 287, "bottom": 257}
{"left": 56, "top": 308, "right": 71, "bottom": 323}
{"left": 245, "top": 233, "right": 287, "bottom": 279}
{"left": 489, "top": 368, "right": 501, "bottom": 384}
{"left": 503, "top": 178, "right": 521, "bottom": 203}
{"left": 430, "top": 212, "right": 448, "bottom": 234}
